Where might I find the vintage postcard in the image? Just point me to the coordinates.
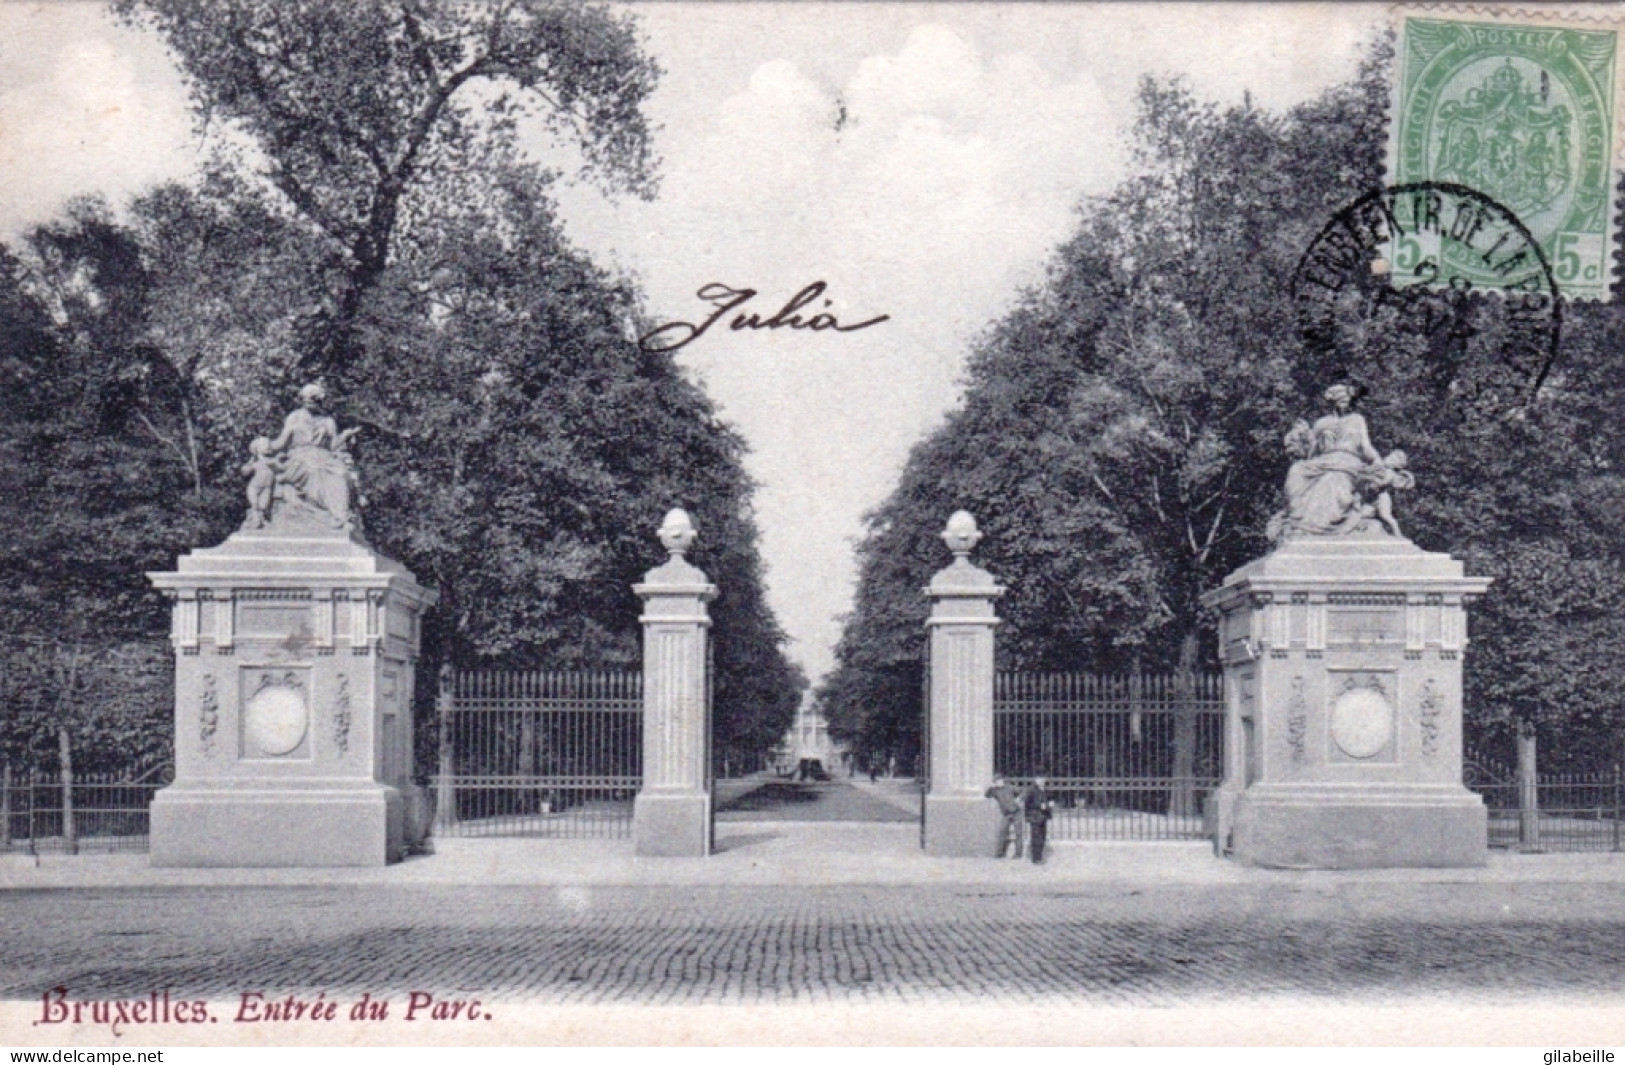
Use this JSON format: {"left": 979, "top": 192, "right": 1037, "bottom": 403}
{"left": 3, "top": 0, "right": 1625, "bottom": 1050}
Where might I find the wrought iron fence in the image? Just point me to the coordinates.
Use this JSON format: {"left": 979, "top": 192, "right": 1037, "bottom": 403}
{"left": 1, "top": 765, "right": 171, "bottom": 854}
{"left": 431, "top": 669, "right": 642, "bottom": 840}
{"left": 1468, "top": 769, "right": 1624, "bottom": 852}
{"left": 994, "top": 672, "right": 1225, "bottom": 841}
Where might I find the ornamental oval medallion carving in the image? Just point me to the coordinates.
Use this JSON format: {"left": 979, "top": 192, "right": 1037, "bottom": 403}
{"left": 1330, "top": 687, "right": 1393, "bottom": 759}
{"left": 245, "top": 682, "right": 308, "bottom": 756}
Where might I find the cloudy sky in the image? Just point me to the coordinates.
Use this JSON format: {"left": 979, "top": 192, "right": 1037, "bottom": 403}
{"left": 0, "top": 2, "right": 1382, "bottom": 681}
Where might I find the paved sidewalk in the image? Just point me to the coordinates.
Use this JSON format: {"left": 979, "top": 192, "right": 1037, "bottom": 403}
{"left": 5, "top": 821, "right": 1625, "bottom": 890}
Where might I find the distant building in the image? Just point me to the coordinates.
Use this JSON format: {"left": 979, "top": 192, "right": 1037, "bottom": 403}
{"left": 776, "top": 692, "right": 845, "bottom": 774}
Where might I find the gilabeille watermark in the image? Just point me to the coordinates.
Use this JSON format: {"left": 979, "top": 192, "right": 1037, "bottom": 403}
{"left": 1544, "top": 1052, "right": 1616, "bottom": 1065}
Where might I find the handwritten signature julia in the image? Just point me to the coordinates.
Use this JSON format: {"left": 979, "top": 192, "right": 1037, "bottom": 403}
{"left": 638, "top": 282, "right": 890, "bottom": 354}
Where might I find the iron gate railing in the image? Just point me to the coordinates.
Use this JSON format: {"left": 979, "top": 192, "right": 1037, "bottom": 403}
{"left": 1, "top": 765, "right": 171, "bottom": 854}
{"left": 1467, "top": 767, "right": 1625, "bottom": 852}
{"left": 993, "top": 672, "right": 1225, "bottom": 841}
{"left": 432, "top": 669, "right": 642, "bottom": 839}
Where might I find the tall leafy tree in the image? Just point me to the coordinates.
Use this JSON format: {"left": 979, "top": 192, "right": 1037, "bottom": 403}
{"left": 334, "top": 165, "right": 803, "bottom": 755}
{"left": 0, "top": 212, "right": 208, "bottom": 775}
{"left": 0, "top": 1, "right": 802, "bottom": 777}
{"left": 112, "top": 0, "right": 660, "bottom": 382}
{"left": 827, "top": 40, "right": 1625, "bottom": 774}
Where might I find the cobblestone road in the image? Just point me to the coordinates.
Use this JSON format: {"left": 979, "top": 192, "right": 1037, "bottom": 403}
{"left": 5, "top": 880, "right": 1625, "bottom": 1006}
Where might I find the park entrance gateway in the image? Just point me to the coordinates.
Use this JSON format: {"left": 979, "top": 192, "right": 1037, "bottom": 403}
{"left": 154, "top": 390, "right": 1498, "bottom": 868}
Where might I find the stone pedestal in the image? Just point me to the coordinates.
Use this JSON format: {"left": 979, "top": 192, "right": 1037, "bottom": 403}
{"left": 147, "top": 530, "right": 434, "bottom": 867}
{"left": 923, "top": 512, "right": 1005, "bottom": 857}
{"left": 633, "top": 510, "right": 716, "bottom": 857}
{"left": 1201, "top": 531, "right": 1490, "bottom": 869}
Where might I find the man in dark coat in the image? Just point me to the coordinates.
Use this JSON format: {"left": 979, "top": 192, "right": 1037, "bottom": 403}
{"left": 985, "top": 776, "right": 1023, "bottom": 858}
{"left": 1023, "top": 775, "right": 1056, "bottom": 864}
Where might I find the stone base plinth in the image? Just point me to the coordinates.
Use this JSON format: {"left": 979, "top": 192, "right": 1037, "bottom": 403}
{"left": 634, "top": 791, "right": 711, "bottom": 857}
{"left": 150, "top": 782, "right": 403, "bottom": 867}
{"left": 924, "top": 794, "right": 1003, "bottom": 857}
{"left": 1231, "top": 784, "right": 1487, "bottom": 869}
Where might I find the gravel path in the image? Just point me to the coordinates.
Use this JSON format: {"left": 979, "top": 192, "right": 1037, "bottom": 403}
{"left": 715, "top": 779, "right": 915, "bottom": 823}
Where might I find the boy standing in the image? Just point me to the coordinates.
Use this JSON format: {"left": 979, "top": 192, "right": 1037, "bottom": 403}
{"left": 1023, "top": 776, "right": 1056, "bottom": 864}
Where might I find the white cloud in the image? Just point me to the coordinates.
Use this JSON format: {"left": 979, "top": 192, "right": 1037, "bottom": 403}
{"left": 555, "top": 19, "right": 1129, "bottom": 679}
{"left": 0, "top": 4, "right": 197, "bottom": 238}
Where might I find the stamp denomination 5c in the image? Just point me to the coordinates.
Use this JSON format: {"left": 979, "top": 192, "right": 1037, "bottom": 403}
{"left": 1391, "top": 8, "right": 1622, "bottom": 299}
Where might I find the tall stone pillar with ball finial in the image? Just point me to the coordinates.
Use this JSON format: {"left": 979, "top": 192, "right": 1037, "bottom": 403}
{"left": 923, "top": 511, "right": 1006, "bottom": 856}
{"left": 633, "top": 508, "right": 717, "bottom": 857}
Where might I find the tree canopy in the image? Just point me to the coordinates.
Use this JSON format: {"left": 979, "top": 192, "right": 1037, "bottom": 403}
{"left": 0, "top": 214, "right": 209, "bottom": 772}
{"left": 0, "top": 1, "right": 802, "bottom": 776}
{"left": 112, "top": 0, "right": 661, "bottom": 382}
{"left": 823, "top": 40, "right": 1625, "bottom": 773}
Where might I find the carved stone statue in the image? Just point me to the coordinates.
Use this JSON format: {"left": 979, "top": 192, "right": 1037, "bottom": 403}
{"left": 241, "top": 383, "right": 362, "bottom": 535}
{"left": 1269, "top": 383, "right": 1414, "bottom": 541}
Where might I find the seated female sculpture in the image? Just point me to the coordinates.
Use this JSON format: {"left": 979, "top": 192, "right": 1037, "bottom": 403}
{"left": 1271, "top": 383, "right": 1414, "bottom": 540}
{"left": 241, "top": 383, "right": 360, "bottom": 534}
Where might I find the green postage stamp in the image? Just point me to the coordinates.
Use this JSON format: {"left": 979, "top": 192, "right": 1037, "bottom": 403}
{"left": 1391, "top": 7, "right": 1623, "bottom": 299}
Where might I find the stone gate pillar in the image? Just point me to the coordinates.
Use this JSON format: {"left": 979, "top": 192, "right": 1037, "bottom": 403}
{"left": 923, "top": 511, "right": 1005, "bottom": 856}
{"left": 1202, "top": 533, "right": 1491, "bottom": 868}
{"left": 633, "top": 508, "right": 716, "bottom": 857}
{"left": 146, "top": 527, "right": 434, "bottom": 866}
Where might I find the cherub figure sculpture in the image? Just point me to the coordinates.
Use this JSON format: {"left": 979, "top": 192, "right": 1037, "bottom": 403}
{"left": 240, "top": 436, "right": 277, "bottom": 530}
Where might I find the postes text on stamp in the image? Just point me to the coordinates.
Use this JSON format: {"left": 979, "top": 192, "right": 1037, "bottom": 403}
{"left": 1391, "top": 10, "right": 1620, "bottom": 299}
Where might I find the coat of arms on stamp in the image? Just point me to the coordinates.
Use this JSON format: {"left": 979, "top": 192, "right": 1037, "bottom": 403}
{"left": 1391, "top": 10, "right": 1620, "bottom": 299}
